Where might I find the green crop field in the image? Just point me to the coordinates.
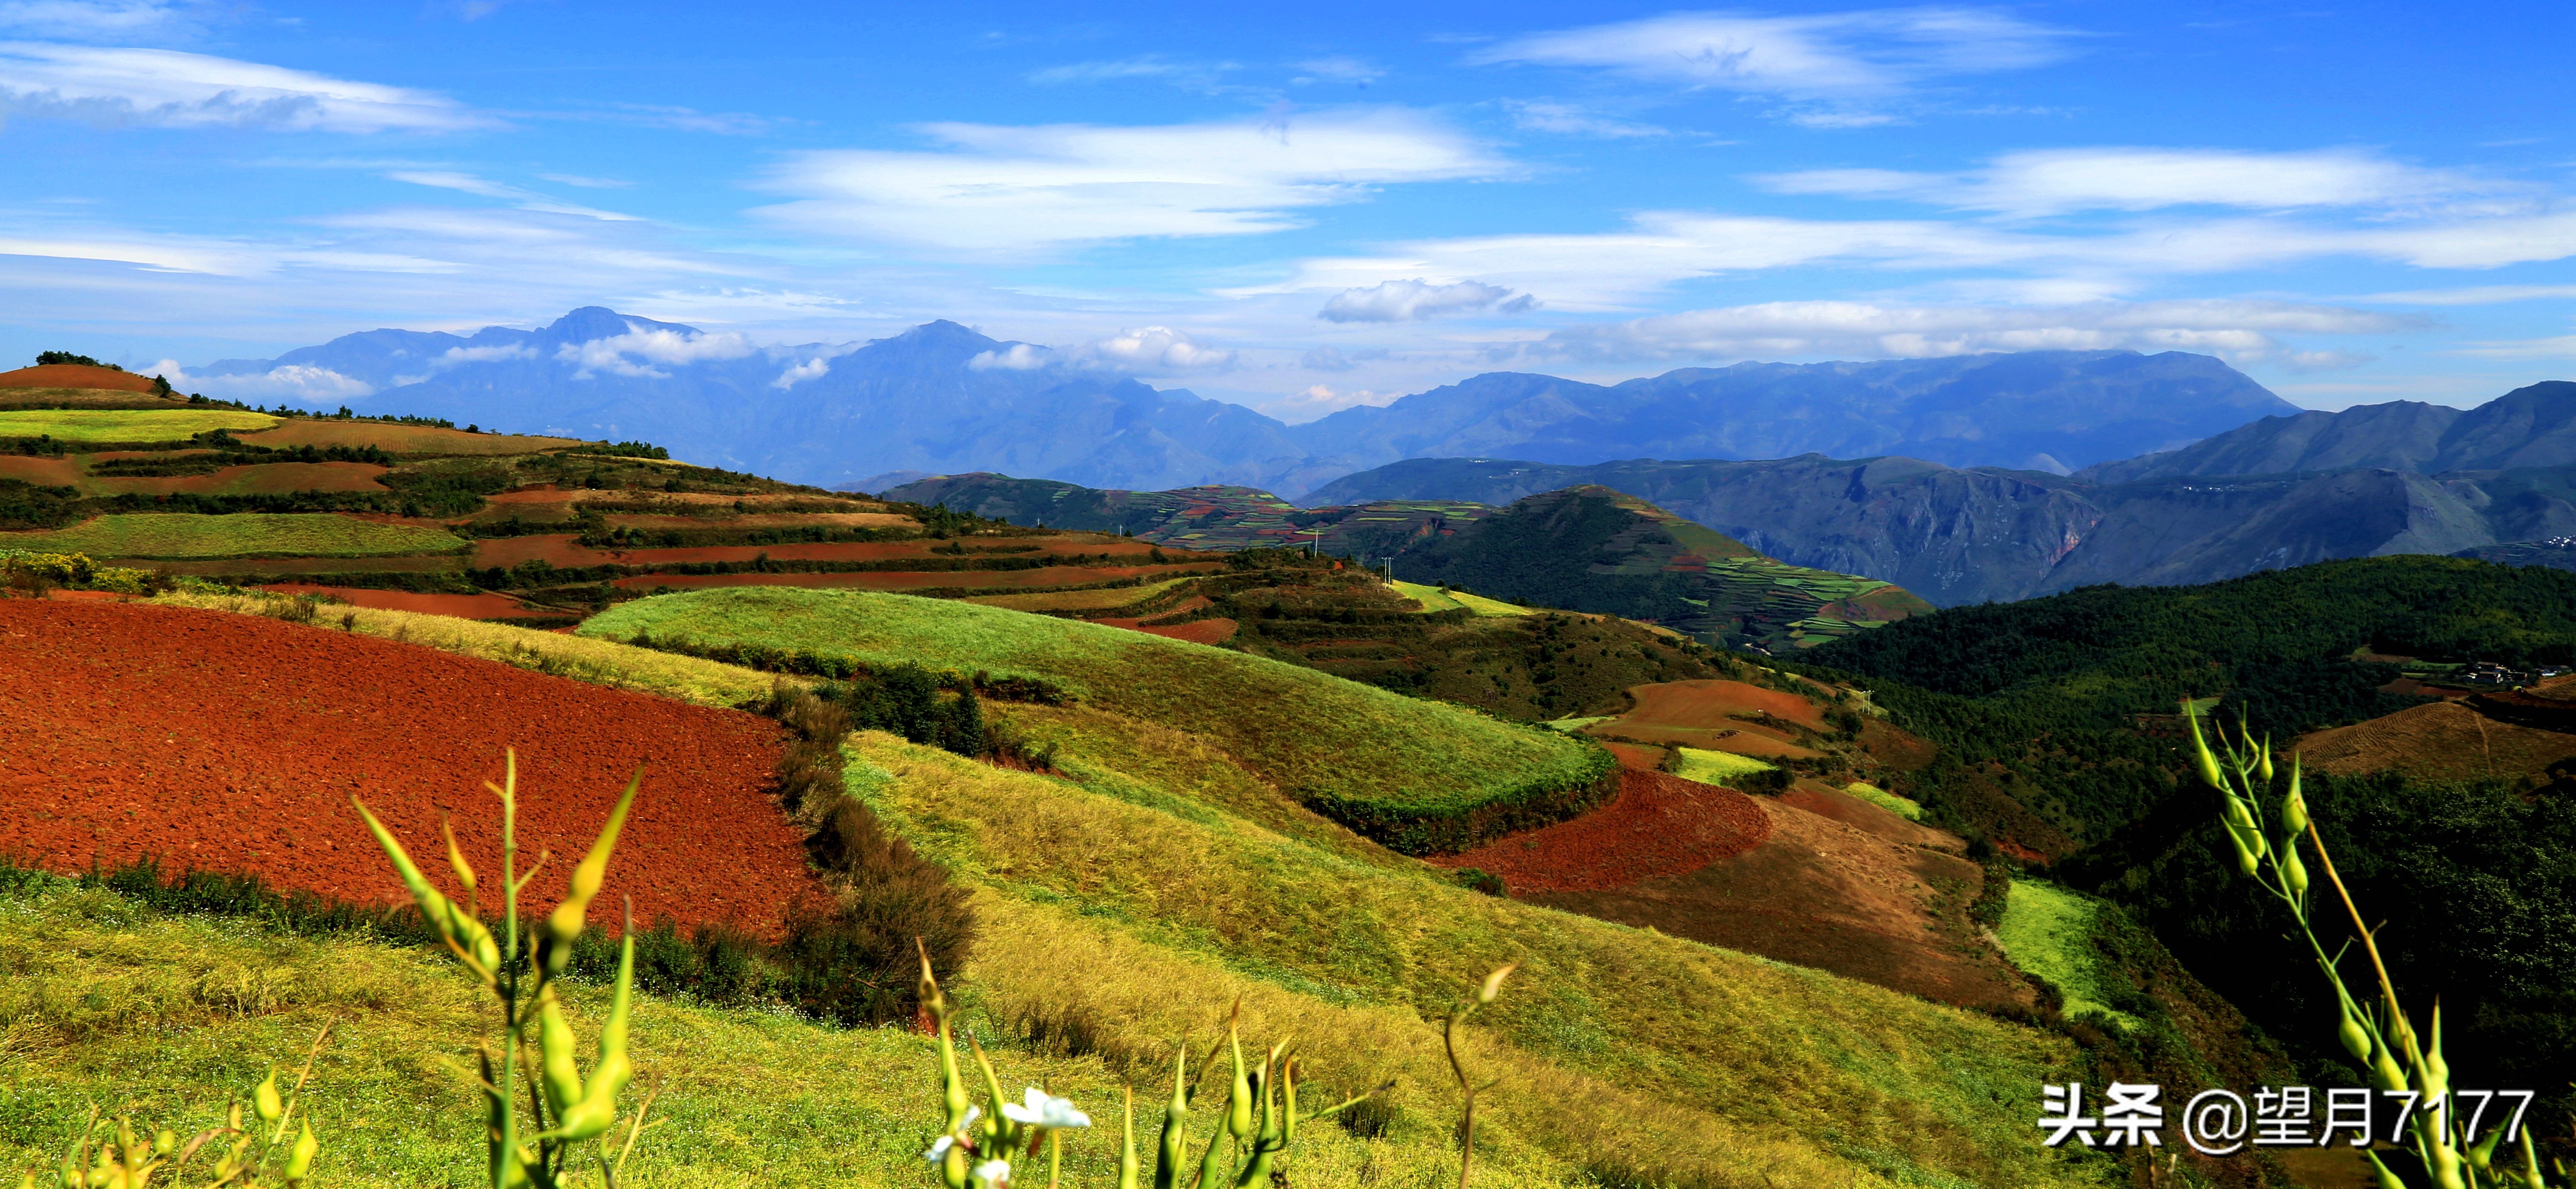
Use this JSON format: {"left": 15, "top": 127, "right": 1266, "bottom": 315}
{"left": 1993, "top": 879, "right": 2143, "bottom": 1031}
{"left": 0, "top": 408, "right": 276, "bottom": 443}
{"left": 845, "top": 731, "right": 2106, "bottom": 1189}
{"left": 1841, "top": 780, "right": 1925, "bottom": 820}
{"left": 581, "top": 587, "right": 1612, "bottom": 853}
{"left": 1393, "top": 580, "right": 1532, "bottom": 617}
{"left": 1673, "top": 746, "right": 1776, "bottom": 784}
{"left": 3, "top": 513, "right": 466, "bottom": 560}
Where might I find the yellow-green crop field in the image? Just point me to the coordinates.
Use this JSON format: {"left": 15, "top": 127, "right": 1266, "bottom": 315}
{"left": 1673, "top": 745, "right": 1776, "bottom": 784}
{"left": 0, "top": 408, "right": 276, "bottom": 443}
{"left": 2, "top": 513, "right": 466, "bottom": 560}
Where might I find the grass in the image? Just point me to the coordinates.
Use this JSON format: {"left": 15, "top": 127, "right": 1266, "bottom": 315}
{"left": 0, "top": 409, "right": 275, "bottom": 443}
{"left": 1992, "top": 879, "right": 2143, "bottom": 1031}
{"left": 1841, "top": 781, "right": 1925, "bottom": 821}
{"left": 0, "top": 514, "right": 465, "bottom": 560}
{"left": 0, "top": 877, "right": 1467, "bottom": 1189}
{"left": 580, "top": 588, "right": 1612, "bottom": 853}
{"left": 846, "top": 731, "right": 2110, "bottom": 1189}
{"left": 1393, "top": 580, "right": 1532, "bottom": 617}
{"left": 151, "top": 591, "right": 783, "bottom": 708}
{"left": 958, "top": 576, "right": 1194, "bottom": 613}
{"left": 1541, "top": 716, "right": 1612, "bottom": 733}
{"left": 1673, "top": 747, "right": 1776, "bottom": 785}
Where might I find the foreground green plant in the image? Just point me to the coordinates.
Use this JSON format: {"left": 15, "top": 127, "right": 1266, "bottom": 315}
{"left": 352, "top": 752, "right": 651, "bottom": 1189}
{"left": 18, "top": 1027, "right": 329, "bottom": 1189}
{"left": 2192, "top": 712, "right": 2565, "bottom": 1189}
{"left": 914, "top": 947, "right": 1388, "bottom": 1189}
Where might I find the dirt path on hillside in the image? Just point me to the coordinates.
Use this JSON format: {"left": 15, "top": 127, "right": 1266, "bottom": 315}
{"left": 0, "top": 599, "right": 818, "bottom": 936}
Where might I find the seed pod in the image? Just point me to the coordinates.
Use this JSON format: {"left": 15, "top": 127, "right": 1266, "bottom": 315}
{"left": 284, "top": 1119, "right": 317, "bottom": 1182}
{"left": 1117, "top": 1085, "right": 1139, "bottom": 1189}
{"left": 2283, "top": 758, "right": 2309, "bottom": 834}
{"left": 2429, "top": 1137, "right": 2466, "bottom": 1189}
{"left": 537, "top": 996, "right": 585, "bottom": 1118}
{"left": 352, "top": 798, "right": 497, "bottom": 979}
{"left": 440, "top": 815, "right": 477, "bottom": 899}
{"left": 2370, "top": 1033, "right": 2407, "bottom": 1094}
{"left": 2188, "top": 713, "right": 2225, "bottom": 788}
{"left": 254, "top": 1066, "right": 284, "bottom": 1125}
{"left": 1155, "top": 1044, "right": 1187, "bottom": 1189}
{"left": 2224, "top": 823, "right": 2260, "bottom": 876}
{"left": 543, "top": 770, "right": 641, "bottom": 966}
{"left": 2336, "top": 1000, "right": 2370, "bottom": 1063}
{"left": 2468, "top": 1122, "right": 2504, "bottom": 1174}
{"left": 2365, "top": 1151, "right": 2407, "bottom": 1189}
{"left": 1478, "top": 964, "right": 1517, "bottom": 1005}
{"left": 2283, "top": 850, "right": 2309, "bottom": 898}
{"left": 1225, "top": 1023, "right": 1253, "bottom": 1141}
{"left": 2421, "top": 1004, "right": 2449, "bottom": 1102}
{"left": 2257, "top": 738, "right": 2275, "bottom": 783}
{"left": 152, "top": 1130, "right": 174, "bottom": 1157}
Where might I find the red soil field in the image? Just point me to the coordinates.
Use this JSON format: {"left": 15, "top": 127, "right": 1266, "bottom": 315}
{"left": 238, "top": 421, "right": 583, "bottom": 456}
{"left": 1620, "top": 679, "right": 1829, "bottom": 732}
{"left": 1780, "top": 784, "right": 1961, "bottom": 851}
{"left": 0, "top": 456, "right": 83, "bottom": 486}
{"left": 258, "top": 584, "right": 566, "bottom": 620}
{"left": 475, "top": 536, "right": 952, "bottom": 569}
{"left": 1600, "top": 741, "right": 1666, "bottom": 770}
{"left": 1103, "top": 617, "right": 1237, "bottom": 646}
{"left": 1428, "top": 768, "right": 1771, "bottom": 892}
{"left": 89, "top": 462, "right": 391, "bottom": 498}
{"left": 147, "top": 556, "right": 468, "bottom": 576}
{"left": 612, "top": 564, "right": 1225, "bottom": 592}
{"left": 0, "top": 364, "right": 157, "bottom": 391}
{"left": 0, "top": 600, "right": 817, "bottom": 936}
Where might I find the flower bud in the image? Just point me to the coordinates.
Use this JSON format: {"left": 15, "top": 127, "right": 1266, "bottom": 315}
{"left": 2283, "top": 850, "right": 2309, "bottom": 899}
{"left": 2338, "top": 1004, "right": 2370, "bottom": 1063}
{"left": 285, "top": 1119, "right": 318, "bottom": 1182}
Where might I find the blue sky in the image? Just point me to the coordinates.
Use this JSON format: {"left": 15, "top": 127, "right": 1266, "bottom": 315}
{"left": 2, "top": 0, "right": 2571, "bottom": 420}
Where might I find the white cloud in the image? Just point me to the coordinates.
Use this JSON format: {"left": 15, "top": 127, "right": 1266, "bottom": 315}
{"left": 538, "top": 173, "right": 632, "bottom": 189}
{"left": 0, "top": 1, "right": 192, "bottom": 39}
{"left": 1500, "top": 100, "right": 1663, "bottom": 138}
{"left": 967, "top": 343, "right": 1053, "bottom": 370}
{"left": 386, "top": 170, "right": 639, "bottom": 220}
{"left": 2359, "top": 284, "right": 2576, "bottom": 305}
{"left": 771, "top": 356, "right": 830, "bottom": 389}
{"left": 1523, "top": 298, "right": 2412, "bottom": 365}
{"left": 1468, "top": 8, "right": 2076, "bottom": 96}
{"left": 1319, "top": 278, "right": 1533, "bottom": 322}
{"left": 0, "top": 41, "right": 487, "bottom": 132}
{"left": 754, "top": 108, "right": 1513, "bottom": 253}
{"left": 151, "top": 358, "right": 375, "bottom": 402}
{"left": 1293, "top": 56, "right": 1384, "bottom": 84}
{"left": 1072, "top": 326, "right": 1235, "bottom": 372}
{"left": 1258, "top": 206, "right": 2576, "bottom": 311}
{"left": 388, "top": 342, "right": 535, "bottom": 385}
{"left": 1761, "top": 147, "right": 2503, "bottom": 215}
{"left": 557, "top": 325, "right": 757, "bottom": 379}
{"left": 1262, "top": 382, "right": 1395, "bottom": 420}
{"left": 2454, "top": 334, "right": 2576, "bottom": 360}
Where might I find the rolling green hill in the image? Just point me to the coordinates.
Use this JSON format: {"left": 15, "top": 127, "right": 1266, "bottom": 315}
{"left": 579, "top": 587, "right": 1617, "bottom": 853}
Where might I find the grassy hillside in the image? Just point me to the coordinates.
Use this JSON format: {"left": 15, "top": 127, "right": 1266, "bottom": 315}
{"left": 2, "top": 512, "right": 467, "bottom": 559}
{"left": 0, "top": 408, "right": 276, "bottom": 442}
{"left": 847, "top": 730, "right": 2108, "bottom": 1189}
{"left": 580, "top": 587, "right": 1614, "bottom": 853}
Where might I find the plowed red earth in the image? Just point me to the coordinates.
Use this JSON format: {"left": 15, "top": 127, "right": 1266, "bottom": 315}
{"left": 0, "top": 600, "right": 817, "bottom": 936}
{"left": 1103, "top": 617, "right": 1236, "bottom": 646}
{"left": 257, "top": 584, "right": 563, "bottom": 620}
{"left": 1429, "top": 768, "right": 1771, "bottom": 892}
{"left": 0, "top": 364, "right": 157, "bottom": 391}
{"left": 613, "top": 564, "right": 1224, "bottom": 591}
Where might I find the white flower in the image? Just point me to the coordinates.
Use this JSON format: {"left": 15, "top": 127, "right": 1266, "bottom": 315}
{"left": 1000, "top": 1086, "right": 1092, "bottom": 1130}
{"left": 973, "top": 1158, "right": 1012, "bottom": 1189}
{"left": 922, "top": 1106, "right": 982, "bottom": 1163}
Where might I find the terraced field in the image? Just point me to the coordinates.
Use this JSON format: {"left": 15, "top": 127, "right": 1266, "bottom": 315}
{"left": 2, "top": 512, "right": 466, "bottom": 559}
{"left": 0, "top": 407, "right": 276, "bottom": 442}
{"left": 583, "top": 587, "right": 1616, "bottom": 853}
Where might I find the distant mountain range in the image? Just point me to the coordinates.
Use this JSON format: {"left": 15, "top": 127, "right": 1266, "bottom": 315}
{"left": 1304, "top": 381, "right": 2576, "bottom": 605}
{"left": 882, "top": 472, "right": 1930, "bottom": 649}
{"left": 201, "top": 307, "right": 2297, "bottom": 494}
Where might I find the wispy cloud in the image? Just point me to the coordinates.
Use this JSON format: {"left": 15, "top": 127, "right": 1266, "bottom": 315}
{"left": 1760, "top": 147, "right": 2509, "bottom": 216}
{"left": 1522, "top": 298, "right": 2413, "bottom": 365}
{"left": 2357, "top": 283, "right": 2576, "bottom": 305}
{"left": 1468, "top": 8, "right": 2078, "bottom": 96}
{"left": 1320, "top": 278, "right": 1533, "bottom": 322}
{"left": 1028, "top": 55, "right": 1241, "bottom": 91}
{"left": 1500, "top": 99, "right": 1664, "bottom": 138}
{"left": 1292, "top": 56, "right": 1383, "bottom": 84}
{"left": 0, "top": 41, "right": 489, "bottom": 131}
{"left": 755, "top": 108, "right": 1514, "bottom": 253}
{"left": 385, "top": 169, "right": 639, "bottom": 220}
{"left": 0, "top": 0, "right": 197, "bottom": 40}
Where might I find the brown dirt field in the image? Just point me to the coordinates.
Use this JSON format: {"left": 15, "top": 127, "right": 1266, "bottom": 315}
{"left": 603, "top": 512, "right": 914, "bottom": 530}
{"left": 87, "top": 462, "right": 391, "bottom": 498}
{"left": 258, "top": 584, "right": 564, "bottom": 620}
{"left": 1620, "top": 679, "right": 1829, "bottom": 732}
{"left": 236, "top": 421, "right": 584, "bottom": 456}
{"left": 0, "top": 599, "right": 817, "bottom": 935}
{"left": 1591, "top": 720, "right": 1822, "bottom": 759}
{"left": 1533, "top": 798, "right": 2034, "bottom": 1011}
{"left": 0, "top": 389, "right": 193, "bottom": 411}
{"left": 0, "top": 456, "right": 84, "bottom": 486}
{"left": 1857, "top": 718, "right": 1937, "bottom": 770}
{"left": 1430, "top": 768, "right": 1770, "bottom": 892}
{"left": 1601, "top": 741, "right": 1667, "bottom": 770}
{"left": 612, "top": 564, "right": 1225, "bottom": 592}
{"left": 1781, "top": 784, "right": 1963, "bottom": 852}
{"left": 2297, "top": 700, "right": 2576, "bottom": 782}
{"left": 1118, "top": 618, "right": 1237, "bottom": 646}
{"left": 475, "top": 537, "right": 956, "bottom": 569}
{"left": 0, "top": 365, "right": 158, "bottom": 392}
{"left": 141, "top": 556, "right": 469, "bottom": 576}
